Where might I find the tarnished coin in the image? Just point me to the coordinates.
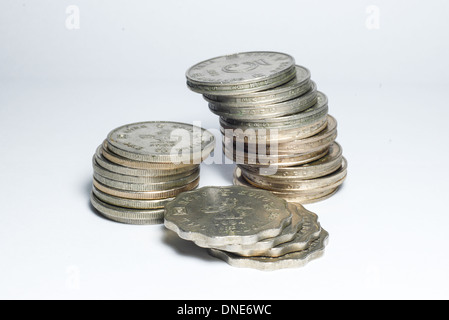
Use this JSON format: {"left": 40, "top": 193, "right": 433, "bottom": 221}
{"left": 203, "top": 66, "right": 312, "bottom": 107}
{"left": 94, "top": 146, "right": 199, "bottom": 177}
{"left": 220, "top": 91, "right": 328, "bottom": 130}
{"left": 239, "top": 142, "right": 344, "bottom": 180}
{"left": 207, "top": 82, "right": 317, "bottom": 120}
{"left": 186, "top": 52, "right": 296, "bottom": 95}
{"left": 93, "top": 177, "right": 200, "bottom": 200}
{"left": 202, "top": 203, "right": 307, "bottom": 256}
{"left": 208, "top": 229, "right": 329, "bottom": 271}
{"left": 90, "top": 193, "right": 164, "bottom": 225}
{"left": 164, "top": 186, "right": 293, "bottom": 247}
{"left": 92, "top": 186, "right": 174, "bottom": 210}
{"left": 107, "top": 122, "right": 215, "bottom": 164}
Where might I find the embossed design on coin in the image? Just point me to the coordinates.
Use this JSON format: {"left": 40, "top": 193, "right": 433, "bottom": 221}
{"left": 164, "top": 186, "right": 293, "bottom": 246}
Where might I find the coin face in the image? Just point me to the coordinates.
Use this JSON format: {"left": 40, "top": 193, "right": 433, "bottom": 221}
{"left": 164, "top": 186, "right": 293, "bottom": 246}
{"left": 107, "top": 122, "right": 215, "bottom": 164}
{"left": 186, "top": 52, "right": 296, "bottom": 95}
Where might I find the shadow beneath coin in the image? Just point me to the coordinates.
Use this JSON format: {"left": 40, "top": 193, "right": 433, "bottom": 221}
{"left": 162, "top": 229, "right": 218, "bottom": 262}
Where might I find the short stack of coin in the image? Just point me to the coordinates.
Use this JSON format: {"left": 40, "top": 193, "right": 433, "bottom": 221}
{"left": 90, "top": 121, "right": 215, "bottom": 225}
{"left": 164, "top": 186, "right": 329, "bottom": 271}
{"left": 186, "top": 51, "right": 347, "bottom": 204}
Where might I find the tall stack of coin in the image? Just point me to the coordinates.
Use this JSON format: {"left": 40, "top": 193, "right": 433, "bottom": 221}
{"left": 165, "top": 186, "right": 329, "bottom": 271}
{"left": 90, "top": 121, "right": 215, "bottom": 225}
{"left": 186, "top": 51, "right": 347, "bottom": 204}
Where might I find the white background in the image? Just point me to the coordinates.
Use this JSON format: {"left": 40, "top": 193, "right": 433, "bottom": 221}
{"left": 1, "top": 0, "right": 448, "bottom": 300}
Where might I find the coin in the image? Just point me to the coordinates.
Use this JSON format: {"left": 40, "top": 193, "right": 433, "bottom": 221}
{"left": 227, "top": 145, "right": 329, "bottom": 167}
{"left": 107, "top": 122, "right": 215, "bottom": 164}
{"left": 93, "top": 158, "right": 200, "bottom": 184}
{"left": 239, "top": 142, "right": 344, "bottom": 180}
{"left": 92, "top": 186, "right": 174, "bottom": 210}
{"left": 164, "top": 186, "right": 293, "bottom": 247}
{"left": 233, "top": 167, "right": 345, "bottom": 204}
{"left": 221, "top": 91, "right": 328, "bottom": 130}
{"left": 221, "top": 116, "right": 329, "bottom": 145}
{"left": 102, "top": 141, "right": 200, "bottom": 170}
{"left": 93, "top": 168, "right": 200, "bottom": 192}
{"left": 90, "top": 193, "right": 165, "bottom": 225}
{"left": 203, "top": 65, "right": 312, "bottom": 107}
{"left": 242, "top": 158, "right": 348, "bottom": 192}
{"left": 186, "top": 52, "right": 296, "bottom": 95}
{"left": 93, "top": 177, "right": 200, "bottom": 200}
{"left": 94, "top": 146, "right": 198, "bottom": 177}
{"left": 208, "top": 229, "right": 329, "bottom": 271}
{"left": 207, "top": 82, "right": 317, "bottom": 120}
{"left": 204, "top": 203, "right": 312, "bottom": 256}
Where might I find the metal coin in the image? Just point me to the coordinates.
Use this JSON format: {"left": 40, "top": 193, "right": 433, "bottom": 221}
{"left": 186, "top": 52, "right": 296, "bottom": 96}
{"left": 107, "top": 121, "right": 215, "bottom": 164}
{"left": 164, "top": 186, "right": 293, "bottom": 247}
{"left": 90, "top": 193, "right": 164, "bottom": 225}
{"left": 203, "top": 203, "right": 311, "bottom": 256}
{"left": 102, "top": 141, "right": 200, "bottom": 170}
{"left": 207, "top": 82, "right": 317, "bottom": 120}
{"left": 93, "top": 177, "right": 200, "bottom": 200}
{"left": 93, "top": 158, "right": 200, "bottom": 184}
{"left": 94, "top": 145, "right": 199, "bottom": 177}
{"left": 221, "top": 116, "right": 328, "bottom": 145}
{"left": 242, "top": 158, "right": 348, "bottom": 192}
{"left": 208, "top": 229, "right": 329, "bottom": 271}
{"left": 220, "top": 91, "right": 328, "bottom": 130}
{"left": 92, "top": 186, "right": 173, "bottom": 210}
{"left": 92, "top": 168, "right": 200, "bottom": 192}
{"left": 203, "top": 66, "right": 312, "bottom": 107}
{"left": 239, "top": 142, "right": 344, "bottom": 180}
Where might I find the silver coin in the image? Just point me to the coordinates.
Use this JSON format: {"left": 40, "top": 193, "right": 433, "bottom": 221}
{"left": 94, "top": 146, "right": 199, "bottom": 177}
{"left": 107, "top": 121, "right": 215, "bottom": 164}
{"left": 203, "top": 65, "right": 312, "bottom": 107}
{"left": 240, "top": 142, "right": 344, "bottom": 180}
{"left": 255, "top": 204, "right": 322, "bottom": 258}
{"left": 92, "top": 186, "right": 174, "bottom": 210}
{"left": 202, "top": 203, "right": 308, "bottom": 256}
{"left": 93, "top": 157, "right": 200, "bottom": 184}
{"left": 207, "top": 82, "right": 318, "bottom": 120}
{"left": 243, "top": 158, "right": 348, "bottom": 192}
{"left": 186, "top": 52, "right": 296, "bottom": 96}
{"left": 208, "top": 229, "right": 329, "bottom": 271}
{"left": 90, "top": 192, "right": 164, "bottom": 225}
{"left": 93, "top": 168, "right": 200, "bottom": 192}
{"left": 164, "top": 186, "right": 293, "bottom": 247}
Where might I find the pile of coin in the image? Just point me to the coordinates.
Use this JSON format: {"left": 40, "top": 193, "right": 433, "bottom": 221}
{"left": 186, "top": 51, "right": 347, "bottom": 204}
{"left": 90, "top": 121, "right": 215, "bottom": 225}
{"left": 164, "top": 186, "right": 329, "bottom": 271}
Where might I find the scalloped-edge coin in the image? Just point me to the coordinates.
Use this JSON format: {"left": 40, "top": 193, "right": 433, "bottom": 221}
{"left": 164, "top": 186, "right": 293, "bottom": 247}
{"left": 208, "top": 229, "right": 329, "bottom": 271}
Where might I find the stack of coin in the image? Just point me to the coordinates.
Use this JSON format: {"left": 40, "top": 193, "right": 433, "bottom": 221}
{"left": 186, "top": 51, "right": 347, "bottom": 204}
{"left": 164, "top": 186, "right": 329, "bottom": 271}
{"left": 90, "top": 121, "right": 215, "bottom": 225}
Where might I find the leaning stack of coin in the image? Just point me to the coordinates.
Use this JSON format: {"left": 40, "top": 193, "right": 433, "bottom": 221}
{"left": 90, "top": 121, "right": 215, "bottom": 225}
{"left": 164, "top": 186, "right": 329, "bottom": 271}
{"left": 186, "top": 51, "right": 347, "bottom": 204}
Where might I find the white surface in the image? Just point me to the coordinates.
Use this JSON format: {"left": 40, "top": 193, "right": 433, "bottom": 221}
{"left": 1, "top": 0, "right": 448, "bottom": 300}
